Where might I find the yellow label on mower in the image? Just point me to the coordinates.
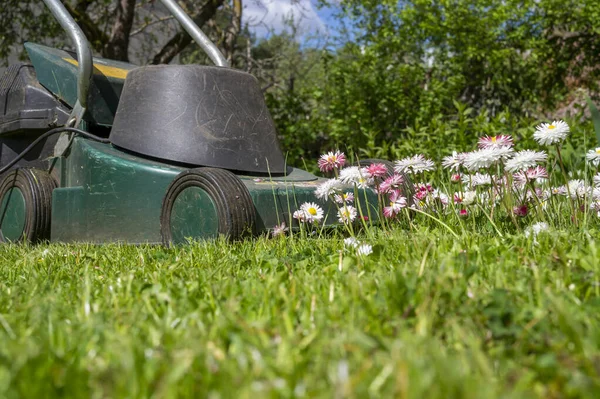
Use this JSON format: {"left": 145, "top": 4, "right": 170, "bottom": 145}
{"left": 64, "top": 58, "right": 129, "bottom": 79}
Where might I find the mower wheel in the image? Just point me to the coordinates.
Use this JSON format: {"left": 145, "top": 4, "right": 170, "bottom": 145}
{"left": 0, "top": 168, "right": 56, "bottom": 243}
{"left": 356, "top": 158, "right": 415, "bottom": 201}
{"left": 161, "top": 167, "right": 256, "bottom": 245}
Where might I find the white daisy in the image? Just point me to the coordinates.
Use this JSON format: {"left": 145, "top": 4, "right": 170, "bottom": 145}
{"left": 299, "top": 202, "right": 324, "bottom": 222}
{"left": 454, "top": 190, "right": 477, "bottom": 206}
{"left": 441, "top": 151, "right": 466, "bottom": 171}
{"left": 339, "top": 167, "right": 373, "bottom": 188}
{"left": 470, "top": 173, "right": 492, "bottom": 187}
{"left": 533, "top": 120, "right": 569, "bottom": 146}
{"left": 524, "top": 222, "right": 550, "bottom": 238}
{"left": 337, "top": 205, "right": 357, "bottom": 223}
{"left": 551, "top": 186, "right": 567, "bottom": 196}
{"left": 334, "top": 192, "right": 354, "bottom": 204}
{"left": 568, "top": 179, "right": 589, "bottom": 199}
{"left": 394, "top": 154, "right": 435, "bottom": 174}
{"left": 586, "top": 148, "right": 600, "bottom": 167}
{"left": 463, "top": 146, "right": 514, "bottom": 171}
{"left": 356, "top": 244, "right": 373, "bottom": 257}
{"left": 344, "top": 237, "right": 359, "bottom": 248}
{"left": 504, "top": 150, "right": 548, "bottom": 172}
{"left": 315, "top": 178, "right": 343, "bottom": 200}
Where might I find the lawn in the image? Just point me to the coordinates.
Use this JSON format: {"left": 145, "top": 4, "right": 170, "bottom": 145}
{"left": 1, "top": 226, "right": 600, "bottom": 398}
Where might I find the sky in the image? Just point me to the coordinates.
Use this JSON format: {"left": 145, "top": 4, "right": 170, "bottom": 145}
{"left": 243, "top": 0, "right": 341, "bottom": 39}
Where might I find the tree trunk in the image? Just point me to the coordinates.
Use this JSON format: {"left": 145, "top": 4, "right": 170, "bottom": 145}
{"left": 222, "top": 0, "right": 242, "bottom": 63}
{"left": 102, "top": 0, "right": 137, "bottom": 61}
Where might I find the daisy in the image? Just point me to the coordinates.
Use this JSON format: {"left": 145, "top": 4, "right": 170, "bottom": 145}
{"left": 337, "top": 205, "right": 357, "bottom": 223}
{"left": 470, "top": 173, "right": 492, "bottom": 187}
{"left": 450, "top": 173, "right": 461, "bottom": 183}
{"left": 458, "top": 209, "right": 469, "bottom": 218}
{"left": 293, "top": 209, "right": 308, "bottom": 222}
{"left": 513, "top": 166, "right": 548, "bottom": 184}
{"left": 586, "top": 148, "right": 600, "bottom": 167}
{"left": 383, "top": 190, "right": 407, "bottom": 218}
{"left": 364, "top": 163, "right": 389, "bottom": 178}
{"left": 533, "top": 120, "right": 569, "bottom": 146}
{"left": 318, "top": 150, "right": 346, "bottom": 172}
{"left": 463, "top": 146, "right": 514, "bottom": 171}
{"left": 504, "top": 150, "right": 548, "bottom": 172}
{"left": 524, "top": 222, "right": 550, "bottom": 238}
{"left": 334, "top": 192, "right": 354, "bottom": 204}
{"left": 591, "top": 202, "right": 600, "bottom": 218}
{"left": 551, "top": 186, "right": 567, "bottom": 196}
{"left": 339, "top": 167, "right": 373, "bottom": 188}
{"left": 453, "top": 191, "right": 477, "bottom": 205}
{"left": 568, "top": 179, "right": 589, "bottom": 199}
{"left": 356, "top": 244, "right": 373, "bottom": 257}
{"left": 344, "top": 237, "right": 359, "bottom": 248}
{"left": 272, "top": 222, "right": 288, "bottom": 237}
{"left": 379, "top": 174, "right": 405, "bottom": 194}
{"left": 441, "top": 151, "right": 466, "bottom": 171}
{"left": 394, "top": 154, "right": 435, "bottom": 174}
{"left": 315, "top": 178, "right": 343, "bottom": 200}
{"left": 513, "top": 204, "right": 528, "bottom": 217}
{"left": 299, "top": 202, "right": 324, "bottom": 222}
{"left": 478, "top": 135, "right": 514, "bottom": 149}
{"left": 429, "top": 189, "right": 449, "bottom": 207}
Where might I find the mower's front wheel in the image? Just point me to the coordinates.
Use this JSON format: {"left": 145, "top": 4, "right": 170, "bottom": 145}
{"left": 160, "top": 167, "right": 256, "bottom": 245}
{"left": 0, "top": 168, "right": 56, "bottom": 243}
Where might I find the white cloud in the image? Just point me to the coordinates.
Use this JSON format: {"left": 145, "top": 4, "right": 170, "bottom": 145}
{"left": 243, "top": 0, "right": 327, "bottom": 38}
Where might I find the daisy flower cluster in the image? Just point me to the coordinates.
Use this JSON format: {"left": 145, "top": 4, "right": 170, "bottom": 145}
{"left": 286, "top": 118, "right": 600, "bottom": 239}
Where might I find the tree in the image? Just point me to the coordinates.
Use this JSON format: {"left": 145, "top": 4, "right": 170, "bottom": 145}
{"left": 0, "top": 0, "right": 242, "bottom": 65}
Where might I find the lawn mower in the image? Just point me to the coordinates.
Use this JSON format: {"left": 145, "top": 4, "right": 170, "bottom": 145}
{"left": 0, "top": 0, "right": 402, "bottom": 244}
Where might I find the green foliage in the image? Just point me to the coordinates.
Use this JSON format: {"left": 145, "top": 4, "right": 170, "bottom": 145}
{"left": 266, "top": 0, "right": 600, "bottom": 166}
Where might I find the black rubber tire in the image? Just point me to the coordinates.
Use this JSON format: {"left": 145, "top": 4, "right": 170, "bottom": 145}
{"left": 0, "top": 168, "right": 56, "bottom": 243}
{"left": 160, "top": 167, "right": 256, "bottom": 245}
{"left": 356, "top": 158, "right": 415, "bottom": 201}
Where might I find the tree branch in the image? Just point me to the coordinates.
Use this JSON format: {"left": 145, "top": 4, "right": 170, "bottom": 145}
{"left": 150, "top": 0, "right": 225, "bottom": 65}
{"left": 63, "top": 1, "right": 108, "bottom": 51}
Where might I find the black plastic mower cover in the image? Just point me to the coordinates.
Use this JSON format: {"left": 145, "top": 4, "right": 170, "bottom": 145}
{"left": 109, "top": 65, "right": 287, "bottom": 175}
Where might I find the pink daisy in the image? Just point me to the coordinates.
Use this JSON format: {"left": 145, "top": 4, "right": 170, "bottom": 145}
{"left": 364, "top": 163, "right": 389, "bottom": 178}
{"left": 513, "top": 205, "right": 528, "bottom": 217}
{"left": 383, "top": 190, "right": 407, "bottom": 218}
{"left": 379, "top": 174, "right": 405, "bottom": 194}
{"left": 318, "top": 150, "right": 346, "bottom": 172}
{"left": 458, "top": 209, "right": 469, "bottom": 218}
{"left": 477, "top": 135, "right": 514, "bottom": 149}
{"left": 513, "top": 166, "right": 548, "bottom": 185}
{"left": 272, "top": 222, "right": 288, "bottom": 237}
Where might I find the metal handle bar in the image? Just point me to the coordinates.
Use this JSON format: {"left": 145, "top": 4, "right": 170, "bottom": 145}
{"left": 42, "top": 0, "right": 93, "bottom": 125}
{"left": 159, "top": 0, "right": 229, "bottom": 67}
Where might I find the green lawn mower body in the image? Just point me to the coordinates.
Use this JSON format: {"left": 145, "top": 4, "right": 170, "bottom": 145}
{"left": 0, "top": 35, "right": 382, "bottom": 244}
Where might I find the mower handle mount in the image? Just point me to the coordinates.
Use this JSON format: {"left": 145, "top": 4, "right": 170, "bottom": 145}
{"left": 41, "top": 0, "right": 92, "bottom": 127}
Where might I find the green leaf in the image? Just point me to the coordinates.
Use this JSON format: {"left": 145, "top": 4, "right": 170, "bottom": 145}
{"left": 586, "top": 96, "right": 600, "bottom": 146}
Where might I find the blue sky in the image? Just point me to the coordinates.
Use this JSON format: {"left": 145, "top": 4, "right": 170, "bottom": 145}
{"left": 242, "top": 0, "right": 342, "bottom": 39}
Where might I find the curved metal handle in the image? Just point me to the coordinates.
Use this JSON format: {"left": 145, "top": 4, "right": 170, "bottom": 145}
{"left": 159, "top": 0, "right": 229, "bottom": 67}
{"left": 42, "top": 0, "right": 93, "bottom": 125}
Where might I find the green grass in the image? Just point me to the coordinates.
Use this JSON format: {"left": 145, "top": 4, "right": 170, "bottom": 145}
{"left": 1, "top": 227, "right": 600, "bottom": 398}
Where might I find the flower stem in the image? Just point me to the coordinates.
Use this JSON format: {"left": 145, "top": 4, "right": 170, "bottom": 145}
{"left": 555, "top": 145, "right": 578, "bottom": 226}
